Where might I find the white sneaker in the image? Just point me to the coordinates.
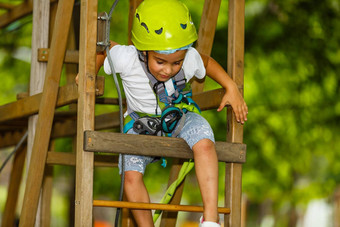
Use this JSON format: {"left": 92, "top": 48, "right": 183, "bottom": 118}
{"left": 199, "top": 216, "right": 221, "bottom": 227}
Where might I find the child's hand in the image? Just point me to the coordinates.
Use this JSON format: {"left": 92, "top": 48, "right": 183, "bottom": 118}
{"left": 75, "top": 74, "right": 79, "bottom": 85}
{"left": 217, "top": 84, "right": 248, "bottom": 124}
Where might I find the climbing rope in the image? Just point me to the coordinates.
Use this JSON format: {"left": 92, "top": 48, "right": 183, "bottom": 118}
{"left": 0, "top": 131, "right": 28, "bottom": 174}
{"left": 97, "top": 0, "right": 124, "bottom": 226}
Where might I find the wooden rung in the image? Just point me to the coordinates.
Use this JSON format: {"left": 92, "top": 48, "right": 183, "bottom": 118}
{"left": 0, "top": 77, "right": 104, "bottom": 123}
{"left": 93, "top": 200, "right": 230, "bottom": 214}
{"left": 84, "top": 131, "right": 246, "bottom": 163}
{"left": 38, "top": 48, "right": 79, "bottom": 64}
{"left": 46, "top": 151, "right": 118, "bottom": 167}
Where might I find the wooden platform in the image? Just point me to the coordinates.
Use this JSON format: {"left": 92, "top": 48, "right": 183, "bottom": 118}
{"left": 84, "top": 130, "right": 246, "bottom": 163}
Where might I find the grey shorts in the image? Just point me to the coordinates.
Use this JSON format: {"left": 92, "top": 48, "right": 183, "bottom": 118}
{"left": 118, "top": 111, "right": 215, "bottom": 175}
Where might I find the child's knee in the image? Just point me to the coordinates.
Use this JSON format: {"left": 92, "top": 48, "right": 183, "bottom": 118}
{"left": 124, "top": 170, "right": 143, "bottom": 187}
{"left": 193, "top": 139, "right": 215, "bottom": 152}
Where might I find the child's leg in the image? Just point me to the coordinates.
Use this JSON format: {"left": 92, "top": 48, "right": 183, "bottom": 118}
{"left": 124, "top": 170, "right": 154, "bottom": 227}
{"left": 119, "top": 129, "right": 156, "bottom": 226}
{"left": 177, "top": 112, "right": 219, "bottom": 223}
{"left": 192, "top": 139, "right": 219, "bottom": 223}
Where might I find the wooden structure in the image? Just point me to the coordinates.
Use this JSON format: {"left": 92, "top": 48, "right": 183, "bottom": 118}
{"left": 0, "top": 0, "right": 246, "bottom": 226}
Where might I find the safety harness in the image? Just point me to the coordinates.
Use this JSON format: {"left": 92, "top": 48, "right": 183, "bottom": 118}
{"left": 123, "top": 51, "right": 201, "bottom": 138}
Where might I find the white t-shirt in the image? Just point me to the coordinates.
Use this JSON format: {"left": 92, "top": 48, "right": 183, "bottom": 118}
{"left": 103, "top": 45, "right": 206, "bottom": 116}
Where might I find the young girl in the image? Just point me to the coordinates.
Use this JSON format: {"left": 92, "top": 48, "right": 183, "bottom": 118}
{"left": 96, "top": 0, "right": 247, "bottom": 226}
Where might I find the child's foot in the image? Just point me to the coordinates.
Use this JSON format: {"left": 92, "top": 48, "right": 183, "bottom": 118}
{"left": 199, "top": 216, "right": 221, "bottom": 227}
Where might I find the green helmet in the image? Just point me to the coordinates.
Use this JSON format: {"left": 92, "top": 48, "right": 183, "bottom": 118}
{"left": 131, "top": 0, "right": 198, "bottom": 51}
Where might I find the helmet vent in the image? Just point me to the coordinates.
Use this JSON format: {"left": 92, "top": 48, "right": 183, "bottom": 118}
{"left": 136, "top": 13, "right": 140, "bottom": 22}
{"left": 155, "top": 28, "right": 163, "bottom": 35}
{"left": 141, "top": 22, "right": 149, "bottom": 33}
{"left": 180, "top": 23, "right": 187, "bottom": 29}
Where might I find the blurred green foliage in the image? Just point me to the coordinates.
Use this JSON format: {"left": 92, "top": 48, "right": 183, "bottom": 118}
{"left": 0, "top": 0, "right": 339, "bottom": 226}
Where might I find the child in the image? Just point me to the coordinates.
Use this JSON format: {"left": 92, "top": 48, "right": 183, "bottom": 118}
{"left": 95, "top": 0, "right": 247, "bottom": 226}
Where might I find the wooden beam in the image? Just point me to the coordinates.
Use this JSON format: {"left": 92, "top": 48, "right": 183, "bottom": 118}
{"left": 0, "top": 0, "right": 58, "bottom": 29}
{"left": 193, "top": 88, "right": 225, "bottom": 111}
{"left": 225, "top": 0, "right": 245, "bottom": 226}
{"left": 93, "top": 200, "right": 230, "bottom": 214}
{"left": 0, "top": 110, "right": 121, "bottom": 149}
{"left": 0, "top": 0, "right": 33, "bottom": 29}
{"left": 128, "top": 0, "right": 143, "bottom": 44}
{"left": 192, "top": 0, "right": 221, "bottom": 93}
{"left": 46, "top": 151, "right": 118, "bottom": 167}
{"left": 0, "top": 130, "right": 27, "bottom": 149}
{"left": 0, "top": 83, "right": 77, "bottom": 123}
{"left": 38, "top": 48, "right": 79, "bottom": 64}
{"left": 160, "top": 159, "right": 186, "bottom": 226}
{"left": 74, "top": 0, "right": 98, "bottom": 226}
{"left": 1, "top": 146, "right": 26, "bottom": 227}
{"left": 84, "top": 131, "right": 246, "bottom": 163}
{"left": 0, "top": 77, "right": 104, "bottom": 123}
{"left": 19, "top": 0, "right": 75, "bottom": 225}
{"left": 0, "top": 3, "right": 16, "bottom": 10}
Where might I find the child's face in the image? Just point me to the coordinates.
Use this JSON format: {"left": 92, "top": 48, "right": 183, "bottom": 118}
{"left": 146, "top": 50, "right": 187, "bottom": 82}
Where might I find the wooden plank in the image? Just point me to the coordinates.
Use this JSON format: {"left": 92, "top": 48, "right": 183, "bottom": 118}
{"left": 27, "top": 0, "right": 50, "bottom": 225}
{"left": 74, "top": 0, "right": 98, "bottom": 226}
{"left": 128, "top": 0, "right": 143, "bottom": 44}
{"left": 192, "top": 0, "right": 221, "bottom": 93}
{"left": 46, "top": 151, "right": 118, "bottom": 167}
{"left": 193, "top": 88, "right": 225, "bottom": 111}
{"left": 225, "top": 0, "right": 245, "bottom": 226}
{"left": 38, "top": 48, "right": 79, "bottom": 64}
{"left": 41, "top": 163, "right": 54, "bottom": 227}
{"left": 1, "top": 146, "right": 26, "bottom": 227}
{"left": 0, "top": 0, "right": 58, "bottom": 29}
{"left": 0, "top": 110, "right": 120, "bottom": 148}
{"left": 19, "top": 0, "right": 75, "bottom": 226}
{"left": 93, "top": 200, "right": 230, "bottom": 214}
{"left": 0, "top": 77, "right": 104, "bottom": 123}
{"left": 160, "top": 159, "right": 186, "bottom": 227}
{"left": 0, "top": 130, "right": 27, "bottom": 148}
{"left": 0, "top": 83, "right": 77, "bottom": 123}
{"left": 0, "top": 0, "right": 33, "bottom": 29}
{"left": 84, "top": 131, "right": 246, "bottom": 163}
{"left": 0, "top": 3, "right": 16, "bottom": 10}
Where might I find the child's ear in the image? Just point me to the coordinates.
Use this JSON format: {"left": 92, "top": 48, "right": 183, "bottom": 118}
{"left": 142, "top": 51, "right": 147, "bottom": 56}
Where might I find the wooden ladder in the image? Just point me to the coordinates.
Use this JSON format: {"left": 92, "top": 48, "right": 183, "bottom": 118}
{"left": 0, "top": 0, "right": 246, "bottom": 226}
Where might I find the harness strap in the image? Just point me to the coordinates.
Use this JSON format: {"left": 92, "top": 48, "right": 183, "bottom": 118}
{"left": 124, "top": 51, "right": 201, "bottom": 136}
{"left": 138, "top": 50, "right": 187, "bottom": 106}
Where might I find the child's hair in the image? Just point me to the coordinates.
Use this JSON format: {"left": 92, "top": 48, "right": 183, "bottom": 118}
{"left": 131, "top": 0, "right": 197, "bottom": 52}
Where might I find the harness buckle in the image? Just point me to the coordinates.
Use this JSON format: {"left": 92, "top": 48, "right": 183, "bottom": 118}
{"left": 173, "top": 78, "right": 187, "bottom": 90}
{"left": 133, "top": 116, "right": 162, "bottom": 136}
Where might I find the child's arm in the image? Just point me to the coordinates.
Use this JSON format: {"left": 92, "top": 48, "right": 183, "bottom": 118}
{"left": 76, "top": 41, "right": 118, "bottom": 84}
{"left": 200, "top": 53, "right": 248, "bottom": 124}
{"left": 95, "top": 41, "right": 118, "bottom": 74}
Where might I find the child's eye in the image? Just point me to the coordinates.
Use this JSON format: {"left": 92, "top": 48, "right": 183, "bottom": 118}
{"left": 174, "top": 61, "right": 181, "bottom": 65}
{"left": 157, "top": 61, "right": 163, "bottom": 64}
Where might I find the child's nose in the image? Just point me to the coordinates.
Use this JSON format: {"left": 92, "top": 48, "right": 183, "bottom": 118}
{"left": 164, "top": 65, "right": 172, "bottom": 75}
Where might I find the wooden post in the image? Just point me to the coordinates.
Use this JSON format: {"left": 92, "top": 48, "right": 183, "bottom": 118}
{"left": 27, "top": 0, "right": 49, "bottom": 224}
{"left": 65, "top": 6, "right": 79, "bottom": 226}
{"left": 334, "top": 187, "right": 340, "bottom": 227}
{"left": 19, "top": 0, "right": 75, "bottom": 226}
{"left": 192, "top": 0, "right": 221, "bottom": 93}
{"left": 1, "top": 146, "right": 26, "bottom": 227}
{"left": 128, "top": 0, "right": 143, "bottom": 44}
{"left": 160, "top": 159, "right": 186, "bottom": 227}
{"left": 40, "top": 163, "right": 54, "bottom": 226}
{"left": 225, "top": 0, "right": 245, "bottom": 226}
{"left": 74, "top": 0, "right": 97, "bottom": 226}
